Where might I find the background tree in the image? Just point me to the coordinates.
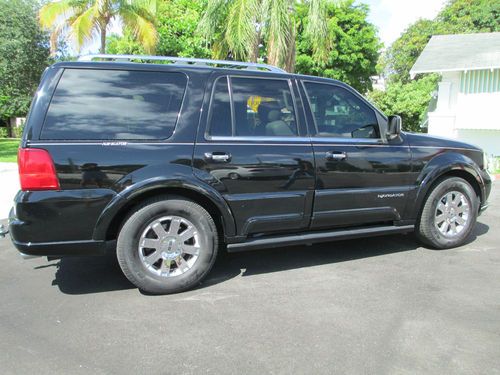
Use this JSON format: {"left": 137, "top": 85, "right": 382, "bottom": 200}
{"left": 295, "top": 0, "right": 380, "bottom": 93}
{"left": 155, "top": 0, "right": 210, "bottom": 57}
{"left": 437, "top": 0, "right": 500, "bottom": 34}
{"left": 380, "top": 19, "right": 437, "bottom": 84}
{"left": 107, "top": 29, "right": 146, "bottom": 55}
{"left": 369, "top": 0, "right": 500, "bottom": 132}
{"left": 0, "top": 0, "right": 50, "bottom": 129}
{"left": 198, "top": 0, "right": 334, "bottom": 72}
{"left": 39, "top": 0, "right": 158, "bottom": 55}
{"left": 367, "top": 75, "right": 439, "bottom": 132}
{"left": 107, "top": 0, "right": 210, "bottom": 57}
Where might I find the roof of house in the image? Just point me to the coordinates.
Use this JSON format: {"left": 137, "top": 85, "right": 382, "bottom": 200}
{"left": 409, "top": 32, "right": 500, "bottom": 78}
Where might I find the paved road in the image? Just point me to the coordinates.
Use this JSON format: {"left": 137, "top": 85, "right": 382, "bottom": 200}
{"left": 1, "top": 184, "right": 499, "bottom": 374}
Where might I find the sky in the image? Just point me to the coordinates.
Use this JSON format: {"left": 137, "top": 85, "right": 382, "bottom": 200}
{"left": 80, "top": 0, "right": 448, "bottom": 55}
{"left": 359, "top": 0, "right": 447, "bottom": 47}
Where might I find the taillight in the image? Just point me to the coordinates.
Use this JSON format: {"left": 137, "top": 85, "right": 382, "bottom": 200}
{"left": 18, "top": 148, "right": 60, "bottom": 191}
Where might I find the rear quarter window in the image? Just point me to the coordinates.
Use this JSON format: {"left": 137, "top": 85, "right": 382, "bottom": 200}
{"left": 41, "top": 69, "right": 187, "bottom": 140}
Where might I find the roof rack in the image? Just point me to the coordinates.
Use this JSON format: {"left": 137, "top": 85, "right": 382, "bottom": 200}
{"left": 78, "top": 54, "right": 286, "bottom": 73}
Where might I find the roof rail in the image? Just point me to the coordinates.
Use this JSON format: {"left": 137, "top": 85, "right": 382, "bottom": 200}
{"left": 78, "top": 54, "right": 286, "bottom": 73}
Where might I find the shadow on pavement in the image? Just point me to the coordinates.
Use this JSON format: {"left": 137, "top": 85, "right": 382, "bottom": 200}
{"left": 47, "top": 222, "right": 489, "bottom": 295}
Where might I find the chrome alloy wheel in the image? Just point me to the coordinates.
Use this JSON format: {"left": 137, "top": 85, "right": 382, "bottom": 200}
{"left": 434, "top": 191, "right": 470, "bottom": 237}
{"left": 138, "top": 216, "right": 200, "bottom": 277}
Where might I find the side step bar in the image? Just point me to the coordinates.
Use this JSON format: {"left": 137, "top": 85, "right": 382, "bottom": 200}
{"left": 227, "top": 225, "right": 414, "bottom": 252}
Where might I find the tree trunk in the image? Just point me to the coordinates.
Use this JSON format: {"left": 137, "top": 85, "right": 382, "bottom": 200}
{"left": 285, "top": 25, "right": 296, "bottom": 73}
{"left": 267, "top": 37, "right": 277, "bottom": 67}
{"left": 99, "top": 26, "right": 107, "bottom": 54}
{"left": 249, "top": 29, "right": 261, "bottom": 63}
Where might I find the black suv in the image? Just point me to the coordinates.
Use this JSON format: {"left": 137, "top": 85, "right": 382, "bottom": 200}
{"left": 8, "top": 54, "right": 491, "bottom": 294}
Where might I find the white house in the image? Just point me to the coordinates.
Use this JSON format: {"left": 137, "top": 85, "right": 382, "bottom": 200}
{"left": 410, "top": 32, "right": 500, "bottom": 156}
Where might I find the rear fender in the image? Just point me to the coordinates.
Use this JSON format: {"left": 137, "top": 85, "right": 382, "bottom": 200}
{"left": 92, "top": 164, "right": 235, "bottom": 240}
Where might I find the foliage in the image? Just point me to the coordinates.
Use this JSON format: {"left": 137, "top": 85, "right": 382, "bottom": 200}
{"left": 371, "top": 0, "right": 500, "bottom": 133}
{"left": 0, "top": 0, "right": 50, "bottom": 121}
{"left": 107, "top": 0, "right": 210, "bottom": 58}
{"left": 295, "top": 0, "right": 381, "bottom": 93}
{"left": 368, "top": 75, "right": 439, "bottom": 132}
{"left": 0, "top": 128, "right": 8, "bottom": 139}
{"left": 437, "top": 0, "right": 500, "bottom": 34}
{"left": 0, "top": 139, "right": 21, "bottom": 162}
{"left": 381, "top": 0, "right": 500, "bottom": 83}
{"left": 39, "top": 0, "right": 158, "bottom": 54}
{"left": 13, "top": 123, "right": 25, "bottom": 138}
{"left": 198, "top": 0, "right": 333, "bottom": 71}
{"left": 107, "top": 30, "right": 146, "bottom": 55}
{"left": 156, "top": 0, "right": 210, "bottom": 57}
{"left": 380, "top": 19, "right": 437, "bottom": 84}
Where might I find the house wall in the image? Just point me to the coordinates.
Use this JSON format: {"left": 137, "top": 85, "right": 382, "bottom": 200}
{"left": 428, "top": 69, "right": 500, "bottom": 156}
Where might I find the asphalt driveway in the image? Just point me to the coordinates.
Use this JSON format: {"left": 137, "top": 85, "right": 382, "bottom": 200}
{"left": 0, "top": 184, "right": 499, "bottom": 374}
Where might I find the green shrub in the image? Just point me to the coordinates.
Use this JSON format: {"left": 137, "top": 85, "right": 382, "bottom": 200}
{"left": 0, "top": 127, "right": 8, "bottom": 138}
{"left": 13, "top": 124, "right": 24, "bottom": 138}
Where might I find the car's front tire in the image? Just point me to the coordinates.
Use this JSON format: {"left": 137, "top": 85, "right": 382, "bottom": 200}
{"left": 417, "top": 177, "right": 479, "bottom": 249}
{"left": 117, "top": 196, "right": 219, "bottom": 294}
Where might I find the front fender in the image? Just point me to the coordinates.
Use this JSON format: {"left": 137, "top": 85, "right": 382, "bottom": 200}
{"left": 92, "top": 163, "right": 236, "bottom": 240}
{"left": 411, "top": 152, "right": 485, "bottom": 218}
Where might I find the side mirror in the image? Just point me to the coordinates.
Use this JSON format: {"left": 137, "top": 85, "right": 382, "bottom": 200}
{"left": 387, "top": 115, "right": 402, "bottom": 139}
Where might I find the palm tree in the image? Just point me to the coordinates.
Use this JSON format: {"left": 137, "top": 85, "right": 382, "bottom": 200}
{"left": 198, "top": 0, "right": 335, "bottom": 72}
{"left": 39, "top": 0, "right": 158, "bottom": 55}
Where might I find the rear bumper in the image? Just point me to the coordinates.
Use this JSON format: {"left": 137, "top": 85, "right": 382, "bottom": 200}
{"left": 10, "top": 211, "right": 106, "bottom": 256}
{"left": 10, "top": 237, "right": 106, "bottom": 257}
{"left": 8, "top": 188, "right": 114, "bottom": 257}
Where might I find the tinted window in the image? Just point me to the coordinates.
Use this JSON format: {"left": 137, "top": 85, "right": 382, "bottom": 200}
{"left": 304, "top": 82, "right": 379, "bottom": 139}
{"left": 232, "top": 77, "right": 297, "bottom": 137}
{"left": 42, "top": 69, "right": 187, "bottom": 140}
{"left": 207, "top": 77, "right": 232, "bottom": 137}
{"left": 207, "top": 77, "right": 297, "bottom": 137}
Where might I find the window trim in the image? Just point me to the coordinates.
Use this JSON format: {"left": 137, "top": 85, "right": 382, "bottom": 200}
{"left": 300, "top": 80, "right": 382, "bottom": 141}
{"left": 40, "top": 68, "right": 189, "bottom": 142}
{"left": 204, "top": 76, "right": 233, "bottom": 140}
{"left": 205, "top": 75, "right": 301, "bottom": 141}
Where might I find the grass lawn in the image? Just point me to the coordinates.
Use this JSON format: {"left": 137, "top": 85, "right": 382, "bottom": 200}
{"left": 0, "top": 139, "right": 20, "bottom": 162}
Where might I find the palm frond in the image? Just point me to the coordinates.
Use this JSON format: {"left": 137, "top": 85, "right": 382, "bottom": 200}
{"left": 39, "top": 0, "right": 75, "bottom": 29}
{"left": 120, "top": 2, "right": 158, "bottom": 53}
{"left": 129, "top": 0, "right": 157, "bottom": 15}
{"left": 305, "top": 0, "right": 332, "bottom": 63}
{"left": 266, "top": 0, "right": 294, "bottom": 67}
{"left": 198, "top": 0, "right": 228, "bottom": 40}
{"left": 70, "top": 3, "right": 99, "bottom": 50}
{"left": 225, "top": 0, "right": 260, "bottom": 60}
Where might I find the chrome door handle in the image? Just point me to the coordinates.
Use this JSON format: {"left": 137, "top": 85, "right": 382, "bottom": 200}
{"left": 325, "top": 151, "right": 347, "bottom": 161}
{"left": 204, "top": 152, "right": 232, "bottom": 163}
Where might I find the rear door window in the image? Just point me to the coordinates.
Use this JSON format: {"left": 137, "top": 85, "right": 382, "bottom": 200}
{"left": 207, "top": 77, "right": 233, "bottom": 137}
{"left": 206, "top": 76, "right": 298, "bottom": 137}
{"left": 41, "top": 69, "right": 187, "bottom": 140}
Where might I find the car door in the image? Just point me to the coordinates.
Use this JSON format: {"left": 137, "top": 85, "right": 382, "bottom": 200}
{"left": 300, "top": 80, "right": 413, "bottom": 229}
{"left": 193, "top": 74, "right": 315, "bottom": 237}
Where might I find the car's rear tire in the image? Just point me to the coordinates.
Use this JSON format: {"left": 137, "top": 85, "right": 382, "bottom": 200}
{"left": 117, "top": 196, "right": 218, "bottom": 294}
{"left": 416, "top": 177, "right": 479, "bottom": 249}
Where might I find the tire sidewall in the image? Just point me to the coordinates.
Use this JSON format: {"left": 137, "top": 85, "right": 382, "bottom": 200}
{"left": 117, "top": 199, "right": 218, "bottom": 294}
{"left": 421, "top": 177, "right": 478, "bottom": 248}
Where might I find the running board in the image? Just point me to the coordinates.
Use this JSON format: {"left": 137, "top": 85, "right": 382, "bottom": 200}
{"left": 226, "top": 225, "right": 414, "bottom": 252}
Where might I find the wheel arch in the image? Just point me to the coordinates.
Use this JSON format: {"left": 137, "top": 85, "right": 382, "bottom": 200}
{"left": 412, "top": 153, "right": 485, "bottom": 220}
{"left": 93, "top": 181, "right": 235, "bottom": 243}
